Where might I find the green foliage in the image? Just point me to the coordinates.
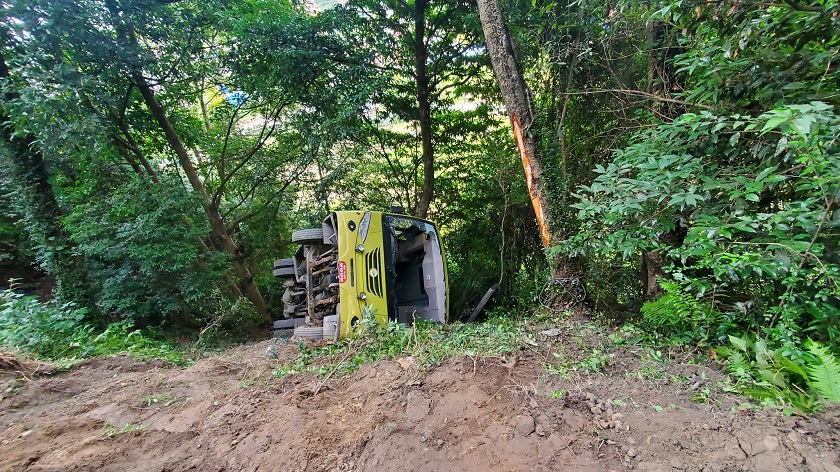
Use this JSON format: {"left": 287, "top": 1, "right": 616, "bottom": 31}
{"left": 563, "top": 0, "right": 840, "bottom": 361}
{"left": 102, "top": 422, "right": 146, "bottom": 438}
{"left": 3, "top": 0, "right": 837, "bottom": 428}
{"left": 64, "top": 176, "right": 235, "bottom": 327}
{"left": 641, "top": 280, "right": 728, "bottom": 343}
{"left": 438, "top": 130, "right": 544, "bottom": 317}
{"left": 568, "top": 101, "right": 840, "bottom": 351}
{"left": 806, "top": 342, "right": 840, "bottom": 403}
{"left": 0, "top": 288, "right": 186, "bottom": 365}
{"left": 509, "top": 0, "right": 659, "bottom": 256}
{"left": 275, "top": 309, "right": 528, "bottom": 378}
{"left": 1, "top": 0, "right": 539, "bottom": 339}
{"left": 0, "top": 181, "right": 35, "bottom": 280}
{"left": 717, "top": 335, "right": 840, "bottom": 412}
{"left": 575, "top": 349, "right": 614, "bottom": 373}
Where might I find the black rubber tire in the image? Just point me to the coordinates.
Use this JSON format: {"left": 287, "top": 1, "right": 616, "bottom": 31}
{"left": 293, "top": 326, "right": 324, "bottom": 339}
{"left": 273, "top": 258, "right": 294, "bottom": 269}
{"left": 273, "top": 266, "right": 296, "bottom": 278}
{"left": 292, "top": 228, "right": 324, "bottom": 244}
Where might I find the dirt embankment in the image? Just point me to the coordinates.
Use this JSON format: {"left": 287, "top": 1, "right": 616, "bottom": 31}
{"left": 2, "top": 326, "right": 839, "bottom": 472}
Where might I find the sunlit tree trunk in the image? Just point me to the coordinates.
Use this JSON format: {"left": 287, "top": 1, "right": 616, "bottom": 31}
{"left": 476, "top": 0, "right": 552, "bottom": 248}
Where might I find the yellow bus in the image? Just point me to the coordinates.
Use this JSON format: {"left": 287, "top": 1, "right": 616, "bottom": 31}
{"left": 273, "top": 211, "right": 448, "bottom": 340}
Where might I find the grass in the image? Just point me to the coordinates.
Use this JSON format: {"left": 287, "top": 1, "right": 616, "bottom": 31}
{"left": 272, "top": 309, "right": 531, "bottom": 379}
{"left": 143, "top": 393, "right": 179, "bottom": 407}
{"left": 267, "top": 307, "right": 724, "bottom": 404}
{"left": 575, "top": 349, "right": 615, "bottom": 373}
{"left": 102, "top": 422, "right": 146, "bottom": 438}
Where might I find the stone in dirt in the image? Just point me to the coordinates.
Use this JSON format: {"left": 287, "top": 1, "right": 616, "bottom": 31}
{"left": 515, "top": 415, "right": 536, "bottom": 436}
{"left": 405, "top": 390, "right": 430, "bottom": 422}
{"left": 397, "top": 357, "right": 416, "bottom": 370}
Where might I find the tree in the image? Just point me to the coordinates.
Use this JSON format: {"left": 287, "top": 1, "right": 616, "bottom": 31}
{"left": 324, "top": 0, "right": 489, "bottom": 218}
{"left": 475, "top": 0, "right": 552, "bottom": 247}
{"left": 3, "top": 0, "right": 329, "bottom": 323}
{"left": 0, "top": 41, "right": 95, "bottom": 306}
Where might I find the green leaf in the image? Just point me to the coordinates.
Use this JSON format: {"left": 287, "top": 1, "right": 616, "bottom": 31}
{"left": 791, "top": 115, "right": 815, "bottom": 137}
{"left": 755, "top": 166, "right": 777, "bottom": 182}
{"left": 761, "top": 116, "right": 788, "bottom": 134}
{"left": 806, "top": 341, "right": 840, "bottom": 402}
{"left": 729, "top": 335, "right": 749, "bottom": 353}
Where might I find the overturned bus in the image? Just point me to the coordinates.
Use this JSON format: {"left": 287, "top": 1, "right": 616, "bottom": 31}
{"left": 272, "top": 211, "right": 448, "bottom": 340}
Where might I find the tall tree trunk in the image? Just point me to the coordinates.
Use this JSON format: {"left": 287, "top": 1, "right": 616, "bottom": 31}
{"left": 132, "top": 71, "right": 270, "bottom": 320}
{"left": 476, "top": 0, "right": 552, "bottom": 248}
{"left": 102, "top": 1, "right": 269, "bottom": 318}
{"left": 0, "top": 50, "right": 95, "bottom": 308}
{"left": 413, "top": 0, "right": 434, "bottom": 219}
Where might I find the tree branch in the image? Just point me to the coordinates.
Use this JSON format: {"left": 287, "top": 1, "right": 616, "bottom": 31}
{"left": 561, "top": 88, "right": 714, "bottom": 111}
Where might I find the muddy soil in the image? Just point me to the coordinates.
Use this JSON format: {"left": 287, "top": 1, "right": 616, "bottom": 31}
{"left": 2, "top": 322, "right": 839, "bottom": 472}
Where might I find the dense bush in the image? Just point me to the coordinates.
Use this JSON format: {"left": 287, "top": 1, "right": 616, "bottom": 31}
{"left": 0, "top": 287, "right": 186, "bottom": 365}
{"left": 568, "top": 106, "right": 839, "bottom": 349}
{"left": 64, "top": 176, "right": 245, "bottom": 328}
{"left": 562, "top": 1, "right": 840, "bottom": 361}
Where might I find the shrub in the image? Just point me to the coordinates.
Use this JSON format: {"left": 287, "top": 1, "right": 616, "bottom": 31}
{"left": 0, "top": 287, "right": 186, "bottom": 365}
{"left": 64, "top": 176, "right": 232, "bottom": 328}
{"left": 717, "top": 335, "right": 840, "bottom": 413}
{"left": 640, "top": 280, "right": 731, "bottom": 344}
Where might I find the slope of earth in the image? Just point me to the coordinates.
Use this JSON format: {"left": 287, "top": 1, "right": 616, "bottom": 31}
{"left": 1, "top": 322, "right": 839, "bottom": 472}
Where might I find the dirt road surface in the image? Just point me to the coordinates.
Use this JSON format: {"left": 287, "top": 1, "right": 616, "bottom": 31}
{"left": 2, "top": 324, "right": 839, "bottom": 471}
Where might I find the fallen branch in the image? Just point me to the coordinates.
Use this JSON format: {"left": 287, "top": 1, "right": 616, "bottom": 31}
{"left": 313, "top": 342, "right": 361, "bottom": 396}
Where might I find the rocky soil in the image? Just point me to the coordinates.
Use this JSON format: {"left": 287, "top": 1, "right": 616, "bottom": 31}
{"left": 2, "top": 322, "right": 839, "bottom": 471}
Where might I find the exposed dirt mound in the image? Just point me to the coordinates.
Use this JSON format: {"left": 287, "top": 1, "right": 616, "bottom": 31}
{"left": 1, "top": 325, "right": 839, "bottom": 472}
{"left": 0, "top": 349, "right": 25, "bottom": 372}
{"left": 0, "top": 349, "right": 54, "bottom": 380}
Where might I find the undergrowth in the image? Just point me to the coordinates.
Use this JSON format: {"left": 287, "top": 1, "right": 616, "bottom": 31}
{"left": 274, "top": 307, "right": 530, "bottom": 378}
{"left": 640, "top": 280, "right": 730, "bottom": 345}
{"left": 716, "top": 335, "right": 840, "bottom": 414}
{"left": 637, "top": 279, "right": 840, "bottom": 413}
{"left": 0, "top": 288, "right": 187, "bottom": 367}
